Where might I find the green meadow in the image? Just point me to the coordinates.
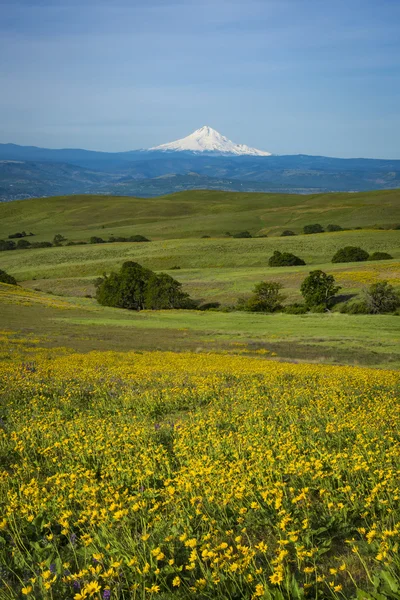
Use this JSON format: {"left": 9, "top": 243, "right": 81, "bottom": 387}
{"left": 0, "top": 189, "right": 399, "bottom": 367}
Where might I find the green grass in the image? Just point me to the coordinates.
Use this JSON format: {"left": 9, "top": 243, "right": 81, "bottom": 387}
{"left": 1, "top": 283, "right": 400, "bottom": 368}
{"left": 0, "top": 189, "right": 399, "bottom": 368}
{"left": 0, "top": 188, "right": 399, "bottom": 242}
{"left": 1, "top": 228, "right": 398, "bottom": 303}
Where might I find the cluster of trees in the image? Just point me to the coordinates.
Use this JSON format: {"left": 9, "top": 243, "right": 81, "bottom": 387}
{"left": 90, "top": 235, "right": 150, "bottom": 244}
{"left": 239, "top": 271, "right": 341, "bottom": 313}
{"left": 240, "top": 271, "right": 400, "bottom": 315}
{"left": 332, "top": 246, "right": 393, "bottom": 263}
{"left": 263, "top": 246, "right": 393, "bottom": 265}
{"left": 0, "top": 232, "right": 151, "bottom": 252}
{"left": 280, "top": 223, "right": 399, "bottom": 236}
{"left": 8, "top": 231, "right": 35, "bottom": 239}
{"left": 0, "top": 239, "right": 53, "bottom": 251}
{"left": 281, "top": 224, "right": 345, "bottom": 236}
{"left": 95, "top": 262, "right": 195, "bottom": 310}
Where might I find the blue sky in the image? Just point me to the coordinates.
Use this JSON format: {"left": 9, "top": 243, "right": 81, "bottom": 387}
{"left": 1, "top": 0, "right": 399, "bottom": 157}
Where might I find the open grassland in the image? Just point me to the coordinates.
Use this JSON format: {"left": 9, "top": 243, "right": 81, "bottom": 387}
{"left": 1, "top": 283, "right": 399, "bottom": 368}
{"left": 1, "top": 229, "right": 399, "bottom": 304}
{"left": 1, "top": 349, "right": 400, "bottom": 600}
{"left": 0, "top": 189, "right": 399, "bottom": 241}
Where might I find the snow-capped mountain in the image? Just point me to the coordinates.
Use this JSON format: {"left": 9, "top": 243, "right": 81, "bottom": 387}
{"left": 149, "top": 126, "right": 272, "bottom": 156}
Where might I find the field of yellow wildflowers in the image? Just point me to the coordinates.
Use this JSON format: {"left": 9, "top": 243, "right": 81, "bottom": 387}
{"left": 1, "top": 350, "right": 400, "bottom": 599}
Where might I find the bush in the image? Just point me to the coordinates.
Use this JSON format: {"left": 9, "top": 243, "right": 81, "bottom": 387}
{"left": 0, "top": 269, "right": 17, "bottom": 285}
{"left": 8, "top": 231, "right": 28, "bottom": 239}
{"left": 30, "top": 241, "right": 53, "bottom": 248}
{"left": 369, "top": 252, "right": 393, "bottom": 261}
{"left": 340, "top": 301, "right": 370, "bottom": 314}
{"left": 96, "top": 261, "right": 194, "bottom": 311}
{"left": 326, "top": 224, "right": 343, "bottom": 232}
{"left": 268, "top": 250, "right": 305, "bottom": 267}
{"left": 300, "top": 270, "right": 341, "bottom": 309}
{"left": 243, "top": 281, "right": 286, "bottom": 313}
{"left": 283, "top": 303, "right": 308, "bottom": 314}
{"left": 129, "top": 235, "right": 150, "bottom": 243}
{"left": 363, "top": 281, "right": 400, "bottom": 314}
{"left": 0, "top": 240, "right": 16, "bottom": 251}
{"left": 16, "top": 239, "right": 31, "bottom": 249}
{"left": 331, "top": 246, "right": 369, "bottom": 263}
{"left": 280, "top": 230, "right": 296, "bottom": 236}
{"left": 53, "top": 234, "right": 66, "bottom": 245}
{"left": 232, "top": 231, "right": 252, "bottom": 238}
{"left": 303, "top": 224, "right": 324, "bottom": 234}
{"left": 90, "top": 236, "right": 105, "bottom": 244}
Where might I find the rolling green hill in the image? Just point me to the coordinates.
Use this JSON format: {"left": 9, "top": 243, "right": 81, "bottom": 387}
{"left": 0, "top": 189, "right": 399, "bottom": 368}
{"left": 0, "top": 188, "right": 399, "bottom": 241}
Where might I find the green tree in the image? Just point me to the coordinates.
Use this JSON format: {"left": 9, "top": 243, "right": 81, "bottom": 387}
{"left": 300, "top": 270, "right": 341, "bottom": 309}
{"left": 331, "top": 246, "right": 369, "bottom": 263}
{"left": 145, "top": 273, "right": 191, "bottom": 309}
{"left": 363, "top": 281, "right": 400, "bottom": 314}
{"left": 280, "top": 230, "right": 296, "bottom": 236}
{"left": 53, "top": 234, "right": 66, "bottom": 245}
{"left": 96, "top": 261, "right": 194, "bottom": 311}
{"left": 326, "top": 224, "right": 343, "bottom": 232}
{"left": 268, "top": 250, "right": 305, "bottom": 266}
{"left": 303, "top": 224, "right": 324, "bottom": 234}
{"left": 232, "top": 231, "right": 252, "bottom": 238}
{"left": 369, "top": 252, "right": 393, "bottom": 261}
{"left": 16, "top": 239, "right": 31, "bottom": 249}
{"left": 245, "top": 281, "right": 286, "bottom": 312}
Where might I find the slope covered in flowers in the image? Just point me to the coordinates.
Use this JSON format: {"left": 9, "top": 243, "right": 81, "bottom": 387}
{"left": 1, "top": 351, "right": 400, "bottom": 599}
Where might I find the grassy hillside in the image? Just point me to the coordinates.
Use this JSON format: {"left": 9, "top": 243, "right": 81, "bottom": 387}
{"left": 1, "top": 229, "right": 398, "bottom": 303}
{"left": 0, "top": 188, "right": 399, "bottom": 241}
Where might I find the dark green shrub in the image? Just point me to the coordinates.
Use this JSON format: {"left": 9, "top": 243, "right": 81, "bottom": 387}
{"left": 326, "top": 224, "right": 343, "bottom": 232}
{"left": 53, "top": 234, "right": 66, "bottom": 245}
{"left": 90, "top": 236, "right": 105, "bottom": 244}
{"left": 16, "top": 239, "right": 31, "bottom": 249}
{"left": 201, "top": 235, "right": 210, "bottom": 239}
{"left": 129, "top": 235, "right": 150, "bottom": 243}
{"left": 363, "top": 281, "right": 400, "bottom": 314}
{"left": 369, "top": 252, "right": 393, "bottom": 261}
{"left": 0, "top": 240, "right": 16, "bottom": 251}
{"left": 268, "top": 250, "right": 305, "bottom": 267}
{"left": 283, "top": 303, "right": 308, "bottom": 314}
{"left": 30, "top": 241, "right": 53, "bottom": 248}
{"left": 232, "top": 231, "right": 252, "bottom": 238}
{"left": 303, "top": 224, "right": 324, "bottom": 234}
{"left": 8, "top": 231, "right": 27, "bottom": 239}
{"left": 300, "top": 270, "right": 341, "bottom": 308}
{"left": 280, "top": 230, "right": 296, "bottom": 236}
{"left": 244, "top": 281, "right": 286, "bottom": 313}
{"left": 0, "top": 269, "right": 17, "bottom": 285}
{"left": 331, "top": 246, "right": 369, "bottom": 263}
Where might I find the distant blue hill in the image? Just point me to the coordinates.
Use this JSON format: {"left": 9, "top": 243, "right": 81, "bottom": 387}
{"left": 0, "top": 143, "right": 399, "bottom": 201}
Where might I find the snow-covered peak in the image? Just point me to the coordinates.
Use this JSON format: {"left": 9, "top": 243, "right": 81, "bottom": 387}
{"left": 149, "top": 126, "right": 272, "bottom": 156}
